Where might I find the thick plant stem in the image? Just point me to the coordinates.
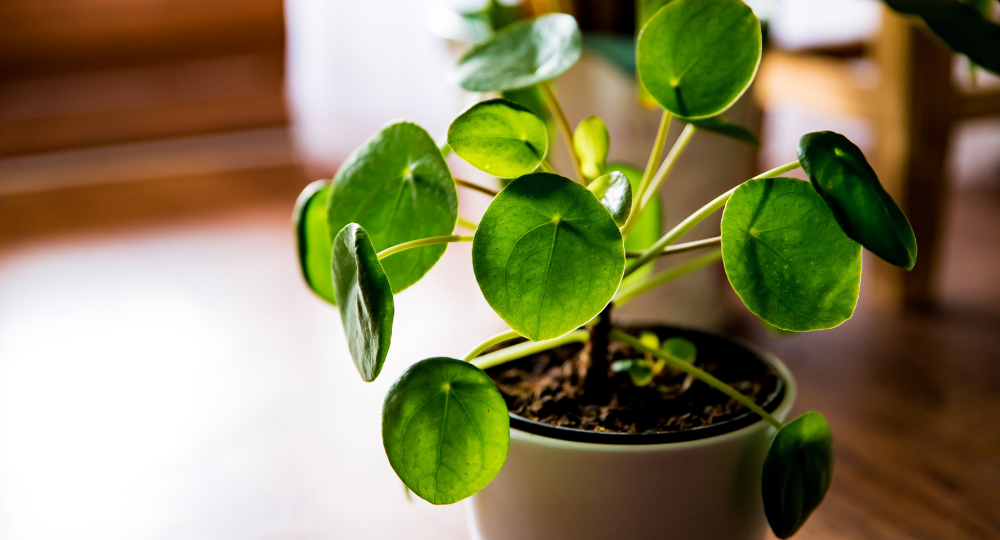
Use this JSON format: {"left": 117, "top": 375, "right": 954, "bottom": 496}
{"left": 462, "top": 329, "right": 521, "bottom": 363}
{"left": 377, "top": 235, "right": 473, "bottom": 260}
{"left": 472, "top": 330, "right": 590, "bottom": 370}
{"left": 455, "top": 178, "right": 498, "bottom": 196}
{"left": 623, "top": 160, "right": 802, "bottom": 279}
{"left": 624, "top": 236, "right": 720, "bottom": 258}
{"left": 582, "top": 302, "right": 615, "bottom": 402}
{"left": 540, "top": 83, "right": 587, "bottom": 185}
{"left": 609, "top": 330, "right": 784, "bottom": 429}
{"left": 622, "top": 110, "right": 672, "bottom": 235}
{"left": 614, "top": 249, "right": 722, "bottom": 307}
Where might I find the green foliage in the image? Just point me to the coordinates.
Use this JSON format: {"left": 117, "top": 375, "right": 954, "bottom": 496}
{"left": 679, "top": 115, "right": 760, "bottom": 146}
{"left": 472, "top": 173, "right": 625, "bottom": 341}
{"left": 881, "top": 0, "right": 1000, "bottom": 75}
{"left": 293, "top": 180, "right": 336, "bottom": 304}
{"left": 721, "top": 177, "right": 862, "bottom": 332}
{"left": 331, "top": 223, "right": 394, "bottom": 382}
{"left": 573, "top": 116, "right": 610, "bottom": 180}
{"left": 448, "top": 98, "right": 548, "bottom": 178}
{"left": 662, "top": 337, "right": 696, "bottom": 363}
{"left": 451, "top": 13, "right": 582, "bottom": 92}
{"left": 637, "top": 0, "right": 761, "bottom": 118}
{"left": 607, "top": 164, "right": 663, "bottom": 285}
{"left": 382, "top": 357, "right": 510, "bottom": 505}
{"left": 762, "top": 412, "right": 834, "bottom": 539}
{"left": 327, "top": 121, "right": 458, "bottom": 293}
{"left": 611, "top": 357, "right": 654, "bottom": 386}
{"left": 587, "top": 171, "right": 632, "bottom": 227}
{"left": 798, "top": 131, "right": 917, "bottom": 270}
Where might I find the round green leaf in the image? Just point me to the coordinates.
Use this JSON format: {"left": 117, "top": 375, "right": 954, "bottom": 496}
{"left": 332, "top": 223, "right": 394, "bottom": 382}
{"left": 573, "top": 116, "right": 610, "bottom": 180}
{"left": 637, "top": 0, "right": 761, "bottom": 118}
{"left": 450, "top": 13, "right": 582, "bottom": 92}
{"left": 587, "top": 171, "right": 631, "bottom": 227}
{"left": 762, "top": 411, "right": 834, "bottom": 539}
{"left": 473, "top": 173, "right": 625, "bottom": 341}
{"left": 382, "top": 357, "right": 510, "bottom": 505}
{"left": 721, "top": 177, "right": 861, "bottom": 332}
{"left": 798, "top": 131, "right": 917, "bottom": 270}
{"left": 293, "top": 180, "right": 336, "bottom": 304}
{"left": 663, "top": 336, "right": 696, "bottom": 363}
{"left": 327, "top": 121, "right": 458, "bottom": 293}
{"left": 679, "top": 114, "right": 760, "bottom": 146}
{"left": 608, "top": 163, "right": 662, "bottom": 285}
{"left": 447, "top": 98, "right": 548, "bottom": 178}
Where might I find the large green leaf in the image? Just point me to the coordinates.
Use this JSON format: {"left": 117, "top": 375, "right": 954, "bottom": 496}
{"left": 881, "top": 0, "right": 1000, "bottom": 75}
{"left": 451, "top": 13, "right": 582, "bottom": 92}
{"left": 382, "top": 357, "right": 509, "bottom": 505}
{"left": 332, "top": 223, "right": 394, "bottom": 383}
{"left": 679, "top": 115, "right": 760, "bottom": 146}
{"left": 762, "top": 412, "right": 834, "bottom": 539}
{"left": 587, "top": 171, "right": 631, "bottom": 227}
{"left": 447, "top": 98, "right": 548, "bottom": 178}
{"left": 573, "top": 116, "right": 610, "bottom": 180}
{"left": 721, "top": 177, "right": 862, "bottom": 332}
{"left": 608, "top": 164, "right": 662, "bottom": 285}
{"left": 637, "top": 0, "right": 761, "bottom": 118}
{"left": 327, "top": 122, "right": 458, "bottom": 293}
{"left": 798, "top": 131, "right": 917, "bottom": 270}
{"left": 293, "top": 180, "right": 336, "bottom": 304}
{"left": 473, "top": 173, "right": 625, "bottom": 341}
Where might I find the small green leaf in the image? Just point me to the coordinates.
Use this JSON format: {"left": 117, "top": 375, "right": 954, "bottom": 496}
{"left": 881, "top": 0, "right": 1000, "bottom": 75}
{"left": 327, "top": 121, "right": 458, "bottom": 293}
{"left": 611, "top": 358, "right": 654, "bottom": 386}
{"left": 639, "top": 331, "right": 660, "bottom": 350}
{"left": 587, "top": 171, "right": 632, "bottom": 227}
{"left": 662, "top": 337, "right": 696, "bottom": 363}
{"left": 637, "top": 0, "right": 761, "bottom": 118}
{"left": 448, "top": 98, "right": 548, "bottom": 178}
{"left": 472, "top": 173, "right": 625, "bottom": 341}
{"left": 762, "top": 412, "right": 834, "bottom": 539}
{"left": 607, "top": 164, "right": 663, "bottom": 286}
{"left": 293, "top": 180, "right": 336, "bottom": 304}
{"left": 382, "top": 357, "right": 510, "bottom": 505}
{"left": 451, "top": 13, "right": 582, "bottom": 92}
{"left": 332, "top": 223, "right": 394, "bottom": 382}
{"left": 573, "top": 116, "right": 610, "bottom": 180}
{"left": 679, "top": 115, "right": 760, "bottom": 146}
{"left": 721, "top": 177, "right": 862, "bottom": 332}
{"left": 798, "top": 131, "right": 917, "bottom": 270}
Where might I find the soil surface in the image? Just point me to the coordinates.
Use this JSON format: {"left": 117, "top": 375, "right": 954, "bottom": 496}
{"left": 483, "top": 325, "right": 780, "bottom": 434}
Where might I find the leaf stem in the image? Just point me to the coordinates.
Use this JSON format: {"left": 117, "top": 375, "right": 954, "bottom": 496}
{"left": 540, "top": 160, "right": 556, "bottom": 174}
{"left": 540, "top": 82, "right": 587, "bottom": 185}
{"left": 635, "top": 123, "right": 697, "bottom": 219}
{"left": 376, "top": 235, "right": 473, "bottom": 260}
{"left": 455, "top": 178, "right": 498, "bottom": 196}
{"left": 457, "top": 216, "right": 479, "bottom": 231}
{"left": 623, "top": 160, "right": 802, "bottom": 279}
{"left": 622, "top": 110, "right": 672, "bottom": 235}
{"left": 609, "top": 330, "right": 783, "bottom": 429}
{"left": 614, "top": 249, "right": 722, "bottom": 306}
{"left": 462, "top": 329, "right": 522, "bottom": 363}
{"left": 472, "top": 330, "right": 590, "bottom": 370}
{"left": 625, "top": 236, "right": 720, "bottom": 258}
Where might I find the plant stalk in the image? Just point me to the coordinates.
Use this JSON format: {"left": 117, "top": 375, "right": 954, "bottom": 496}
{"left": 609, "top": 330, "right": 783, "bottom": 429}
{"left": 622, "top": 110, "right": 672, "bottom": 236}
{"left": 624, "top": 236, "right": 720, "bottom": 258}
{"left": 582, "top": 302, "right": 615, "bottom": 402}
{"left": 471, "top": 330, "right": 590, "bottom": 370}
{"left": 462, "top": 329, "right": 522, "bottom": 363}
{"left": 540, "top": 82, "right": 587, "bottom": 185}
{"left": 377, "top": 235, "right": 473, "bottom": 260}
{"left": 455, "top": 178, "right": 498, "bottom": 196}
{"left": 614, "top": 249, "right": 722, "bottom": 307}
{"left": 457, "top": 216, "right": 479, "bottom": 231}
{"left": 636, "top": 123, "right": 697, "bottom": 217}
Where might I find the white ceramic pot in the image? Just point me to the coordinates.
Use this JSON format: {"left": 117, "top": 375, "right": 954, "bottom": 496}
{"left": 467, "top": 329, "right": 796, "bottom": 540}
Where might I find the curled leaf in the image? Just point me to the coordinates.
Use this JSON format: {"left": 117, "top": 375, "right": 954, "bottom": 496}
{"left": 587, "top": 171, "right": 632, "bottom": 227}
{"left": 293, "top": 180, "right": 337, "bottom": 304}
{"left": 763, "top": 412, "right": 834, "bottom": 539}
{"left": 573, "top": 116, "right": 610, "bottom": 180}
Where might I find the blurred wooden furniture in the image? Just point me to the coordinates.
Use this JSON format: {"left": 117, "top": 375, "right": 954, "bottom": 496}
{"left": 755, "top": 7, "right": 1000, "bottom": 311}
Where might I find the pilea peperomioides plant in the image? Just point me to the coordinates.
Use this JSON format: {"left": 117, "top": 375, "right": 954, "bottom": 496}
{"left": 293, "top": 2, "right": 916, "bottom": 537}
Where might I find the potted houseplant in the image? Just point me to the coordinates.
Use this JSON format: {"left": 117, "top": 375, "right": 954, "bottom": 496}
{"left": 292, "top": 1, "right": 919, "bottom": 538}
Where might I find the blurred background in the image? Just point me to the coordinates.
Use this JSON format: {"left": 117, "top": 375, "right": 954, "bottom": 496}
{"left": 1, "top": 0, "right": 998, "bottom": 538}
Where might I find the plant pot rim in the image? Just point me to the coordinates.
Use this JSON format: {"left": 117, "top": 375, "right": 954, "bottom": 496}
{"left": 505, "top": 324, "right": 796, "bottom": 448}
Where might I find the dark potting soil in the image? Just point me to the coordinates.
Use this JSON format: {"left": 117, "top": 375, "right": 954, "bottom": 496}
{"left": 483, "top": 325, "right": 780, "bottom": 434}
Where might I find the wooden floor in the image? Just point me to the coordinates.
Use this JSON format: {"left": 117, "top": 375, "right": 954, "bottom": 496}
{"left": 0, "top": 179, "right": 997, "bottom": 539}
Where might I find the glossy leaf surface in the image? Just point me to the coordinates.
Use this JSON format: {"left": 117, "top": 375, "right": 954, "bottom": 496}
{"left": 637, "top": 0, "right": 761, "bottom": 118}
{"left": 473, "top": 173, "right": 625, "bottom": 341}
{"left": 881, "top": 0, "right": 1000, "bottom": 75}
{"left": 293, "top": 180, "right": 337, "bottom": 304}
{"left": 332, "top": 224, "right": 394, "bottom": 382}
{"left": 608, "top": 164, "right": 662, "bottom": 285}
{"left": 587, "top": 171, "right": 631, "bottom": 227}
{"left": 327, "top": 121, "right": 458, "bottom": 293}
{"left": 382, "top": 357, "right": 509, "bottom": 505}
{"left": 721, "top": 177, "right": 861, "bottom": 332}
{"left": 573, "top": 116, "right": 610, "bottom": 180}
{"left": 679, "top": 115, "right": 760, "bottom": 146}
{"left": 448, "top": 98, "right": 548, "bottom": 178}
{"left": 762, "top": 412, "right": 834, "bottom": 539}
{"left": 798, "top": 131, "right": 917, "bottom": 270}
{"left": 451, "top": 13, "right": 582, "bottom": 92}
